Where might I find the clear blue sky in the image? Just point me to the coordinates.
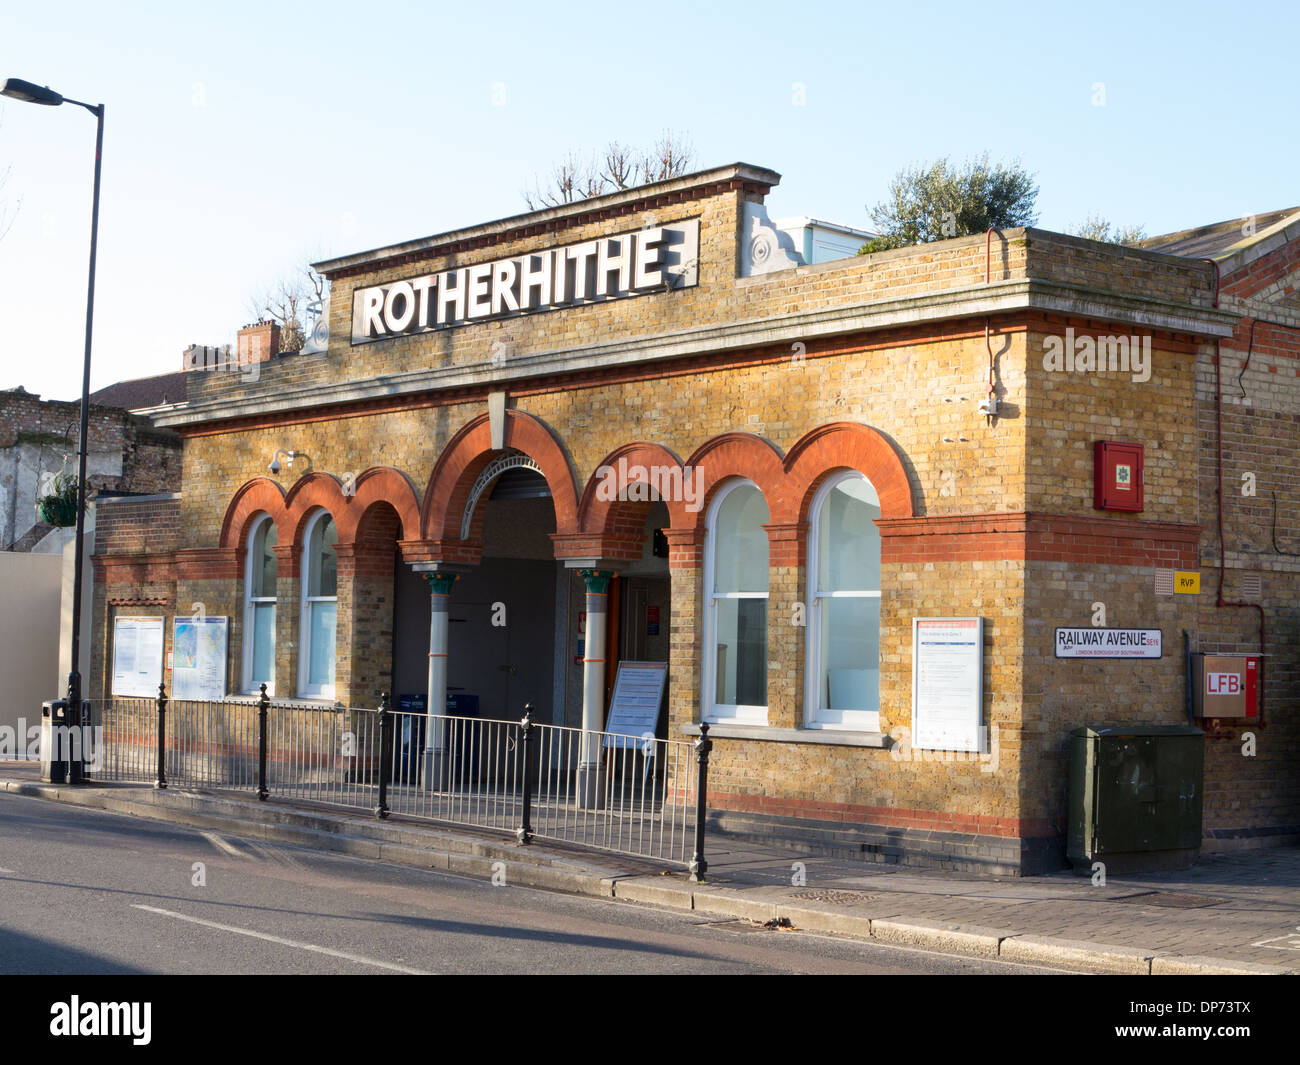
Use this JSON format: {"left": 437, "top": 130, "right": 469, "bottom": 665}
{"left": 2, "top": 0, "right": 1296, "bottom": 401}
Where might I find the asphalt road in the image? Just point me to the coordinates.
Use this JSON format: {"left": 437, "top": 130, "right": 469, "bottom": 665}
{"left": 0, "top": 791, "right": 1068, "bottom": 975}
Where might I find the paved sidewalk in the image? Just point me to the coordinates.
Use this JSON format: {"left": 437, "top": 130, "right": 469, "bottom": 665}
{"left": 4, "top": 760, "right": 1297, "bottom": 975}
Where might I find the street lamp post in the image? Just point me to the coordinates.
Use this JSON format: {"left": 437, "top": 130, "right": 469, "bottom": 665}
{"left": 3, "top": 78, "right": 105, "bottom": 784}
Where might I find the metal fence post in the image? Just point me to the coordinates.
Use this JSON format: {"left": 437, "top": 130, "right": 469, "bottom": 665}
{"left": 689, "top": 722, "right": 712, "bottom": 883}
{"left": 154, "top": 681, "right": 168, "bottom": 790}
{"left": 376, "top": 692, "right": 391, "bottom": 820}
{"left": 257, "top": 683, "right": 270, "bottom": 801}
{"left": 517, "top": 704, "right": 534, "bottom": 845}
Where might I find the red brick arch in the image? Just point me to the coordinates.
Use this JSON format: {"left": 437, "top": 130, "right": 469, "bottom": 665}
{"left": 679, "top": 432, "right": 786, "bottom": 531}
{"left": 782, "top": 421, "right": 914, "bottom": 523}
{"left": 221, "top": 466, "right": 421, "bottom": 550}
{"left": 220, "top": 477, "right": 289, "bottom": 549}
{"left": 422, "top": 410, "right": 579, "bottom": 541}
{"left": 578, "top": 442, "right": 691, "bottom": 533}
{"left": 337, "top": 467, "right": 421, "bottom": 543}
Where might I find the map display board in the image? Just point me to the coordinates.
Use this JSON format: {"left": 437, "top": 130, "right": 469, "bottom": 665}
{"left": 171, "top": 616, "right": 229, "bottom": 701}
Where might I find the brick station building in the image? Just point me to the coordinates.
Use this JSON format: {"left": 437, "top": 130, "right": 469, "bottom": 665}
{"left": 90, "top": 164, "right": 1299, "bottom": 874}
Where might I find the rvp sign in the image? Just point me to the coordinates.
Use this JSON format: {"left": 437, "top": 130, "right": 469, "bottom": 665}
{"left": 1207, "top": 672, "right": 1241, "bottom": 695}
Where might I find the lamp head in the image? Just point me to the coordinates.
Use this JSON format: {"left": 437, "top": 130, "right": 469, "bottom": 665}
{"left": 1, "top": 78, "right": 63, "bottom": 106}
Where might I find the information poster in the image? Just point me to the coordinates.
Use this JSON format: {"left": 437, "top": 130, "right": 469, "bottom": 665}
{"left": 171, "top": 616, "right": 229, "bottom": 701}
{"left": 603, "top": 661, "right": 668, "bottom": 750}
{"left": 912, "top": 617, "right": 984, "bottom": 752}
{"left": 112, "top": 616, "right": 165, "bottom": 697}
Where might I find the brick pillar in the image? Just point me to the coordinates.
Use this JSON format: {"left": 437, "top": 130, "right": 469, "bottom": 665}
{"left": 272, "top": 543, "right": 301, "bottom": 698}
{"left": 664, "top": 528, "right": 704, "bottom": 733}
{"left": 334, "top": 540, "right": 396, "bottom": 709}
{"left": 764, "top": 522, "right": 807, "bottom": 729}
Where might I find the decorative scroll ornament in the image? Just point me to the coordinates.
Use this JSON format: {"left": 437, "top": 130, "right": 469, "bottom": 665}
{"left": 740, "top": 202, "right": 803, "bottom": 277}
{"left": 301, "top": 297, "right": 330, "bottom": 355}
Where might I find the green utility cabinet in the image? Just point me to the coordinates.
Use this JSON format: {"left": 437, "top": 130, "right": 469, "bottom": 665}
{"left": 1068, "top": 725, "right": 1204, "bottom": 873}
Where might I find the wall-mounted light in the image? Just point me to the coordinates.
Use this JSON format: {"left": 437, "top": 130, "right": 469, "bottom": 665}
{"left": 268, "top": 449, "right": 295, "bottom": 475}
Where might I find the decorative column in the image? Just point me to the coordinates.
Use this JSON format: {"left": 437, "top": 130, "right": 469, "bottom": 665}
{"left": 422, "top": 571, "right": 459, "bottom": 790}
{"left": 577, "top": 568, "right": 615, "bottom": 809}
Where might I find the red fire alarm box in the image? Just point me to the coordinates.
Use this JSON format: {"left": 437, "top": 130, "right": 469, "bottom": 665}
{"left": 1192, "top": 654, "right": 1260, "bottom": 720}
{"left": 1094, "top": 440, "right": 1144, "bottom": 512}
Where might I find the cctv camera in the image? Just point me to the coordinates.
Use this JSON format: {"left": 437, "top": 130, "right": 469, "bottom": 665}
{"left": 269, "top": 458, "right": 281, "bottom": 474}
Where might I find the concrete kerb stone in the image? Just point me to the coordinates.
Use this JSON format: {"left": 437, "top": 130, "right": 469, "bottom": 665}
{"left": 778, "top": 904, "right": 878, "bottom": 939}
{"left": 1150, "top": 955, "right": 1298, "bottom": 976}
{"left": 611, "top": 876, "right": 696, "bottom": 911}
{"left": 1000, "top": 934, "right": 1155, "bottom": 974}
{"left": 692, "top": 888, "right": 780, "bottom": 923}
{"left": 869, "top": 918, "right": 1012, "bottom": 957}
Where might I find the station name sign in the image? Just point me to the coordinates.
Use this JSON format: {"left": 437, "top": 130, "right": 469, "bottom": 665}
{"left": 1054, "top": 628, "right": 1162, "bottom": 659}
{"left": 350, "top": 218, "right": 700, "bottom": 345}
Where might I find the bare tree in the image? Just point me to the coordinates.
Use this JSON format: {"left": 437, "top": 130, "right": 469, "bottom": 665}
{"left": 523, "top": 132, "right": 697, "bottom": 210}
{"left": 1069, "top": 213, "right": 1148, "bottom": 246}
{"left": 247, "top": 265, "right": 326, "bottom": 353}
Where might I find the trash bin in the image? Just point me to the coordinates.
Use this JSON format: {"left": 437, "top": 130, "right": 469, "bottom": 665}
{"left": 1068, "top": 724, "right": 1204, "bottom": 874}
{"left": 40, "top": 700, "right": 87, "bottom": 784}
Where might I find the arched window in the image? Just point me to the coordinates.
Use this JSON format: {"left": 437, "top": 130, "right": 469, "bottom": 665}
{"left": 702, "top": 480, "right": 769, "bottom": 723}
{"left": 299, "top": 510, "right": 338, "bottom": 699}
{"left": 242, "top": 514, "right": 277, "bottom": 694}
{"left": 805, "top": 471, "right": 881, "bottom": 730}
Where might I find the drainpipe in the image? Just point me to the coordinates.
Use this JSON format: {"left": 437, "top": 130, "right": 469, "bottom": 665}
{"left": 1212, "top": 338, "right": 1266, "bottom": 721}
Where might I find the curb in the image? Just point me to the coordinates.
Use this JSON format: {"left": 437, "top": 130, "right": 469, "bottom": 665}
{"left": 4, "top": 778, "right": 1295, "bottom": 976}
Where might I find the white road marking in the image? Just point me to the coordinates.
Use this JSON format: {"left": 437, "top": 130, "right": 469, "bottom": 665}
{"left": 131, "top": 904, "right": 433, "bottom": 974}
{"left": 200, "top": 832, "right": 248, "bottom": 858}
{"left": 0, "top": 867, "right": 15, "bottom": 874}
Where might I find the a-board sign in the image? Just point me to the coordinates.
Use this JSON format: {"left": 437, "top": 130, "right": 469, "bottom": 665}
{"left": 112, "top": 616, "right": 165, "bottom": 697}
{"left": 171, "top": 616, "right": 229, "bottom": 701}
{"left": 1054, "top": 628, "right": 1162, "bottom": 659}
{"left": 603, "top": 661, "right": 668, "bottom": 750}
{"left": 912, "top": 618, "right": 984, "bottom": 753}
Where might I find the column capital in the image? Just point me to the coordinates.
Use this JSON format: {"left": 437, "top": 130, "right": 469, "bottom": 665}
{"left": 422, "top": 571, "right": 460, "bottom": 595}
{"left": 577, "top": 568, "right": 616, "bottom": 594}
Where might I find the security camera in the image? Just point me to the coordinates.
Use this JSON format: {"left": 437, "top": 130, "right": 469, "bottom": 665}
{"left": 268, "top": 449, "right": 295, "bottom": 475}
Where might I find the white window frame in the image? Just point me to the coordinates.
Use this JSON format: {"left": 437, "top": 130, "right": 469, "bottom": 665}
{"left": 298, "top": 508, "right": 337, "bottom": 700}
{"left": 804, "top": 470, "right": 882, "bottom": 732}
{"left": 242, "top": 514, "right": 277, "bottom": 695}
{"left": 701, "top": 478, "right": 769, "bottom": 725}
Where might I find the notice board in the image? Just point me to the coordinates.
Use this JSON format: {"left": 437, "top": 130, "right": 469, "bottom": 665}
{"left": 112, "top": 616, "right": 165, "bottom": 697}
{"left": 603, "top": 660, "right": 668, "bottom": 750}
{"left": 171, "top": 616, "right": 229, "bottom": 701}
{"left": 912, "top": 617, "right": 984, "bottom": 752}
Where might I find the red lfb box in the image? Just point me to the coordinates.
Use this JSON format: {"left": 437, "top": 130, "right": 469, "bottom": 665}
{"left": 1094, "top": 440, "right": 1144, "bottom": 512}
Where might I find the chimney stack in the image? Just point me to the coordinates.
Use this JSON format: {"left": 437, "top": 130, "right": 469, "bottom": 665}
{"left": 237, "top": 320, "right": 280, "bottom": 365}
